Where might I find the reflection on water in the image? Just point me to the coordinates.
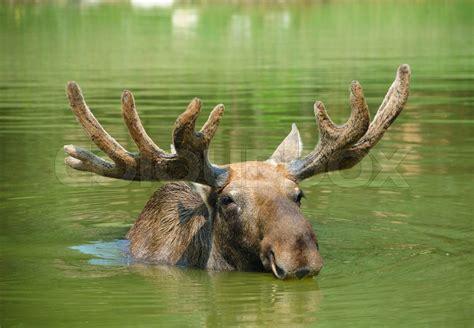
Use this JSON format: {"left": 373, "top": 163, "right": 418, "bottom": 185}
{"left": 130, "top": 265, "right": 321, "bottom": 327}
{"left": 67, "top": 240, "right": 321, "bottom": 327}
{"left": 1, "top": 0, "right": 473, "bottom": 327}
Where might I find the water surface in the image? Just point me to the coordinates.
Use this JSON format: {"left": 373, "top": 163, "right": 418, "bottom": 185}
{"left": 1, "top": 1, "right": 473, "bottom": 327}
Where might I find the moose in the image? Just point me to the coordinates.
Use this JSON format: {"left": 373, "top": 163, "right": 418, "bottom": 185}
{"left": 64, "top": 65, "right": 410, "bottom": 279}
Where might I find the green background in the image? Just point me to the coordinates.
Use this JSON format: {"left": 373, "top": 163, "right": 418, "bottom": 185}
{"left": 1, "top": 1, "right": 472, "bottom": 327}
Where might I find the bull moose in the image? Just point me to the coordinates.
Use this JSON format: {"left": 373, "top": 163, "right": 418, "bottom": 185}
{"left": 64, "top": 65, "right": 411, "bottom": 279}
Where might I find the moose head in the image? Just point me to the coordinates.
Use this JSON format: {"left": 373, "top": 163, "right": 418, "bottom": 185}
{"left": 64, "top": 65, "right": 410, "bottom": 279}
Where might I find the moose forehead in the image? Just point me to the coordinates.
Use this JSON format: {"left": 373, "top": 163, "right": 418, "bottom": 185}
{"left": 223, "top": 161, "right": 299, "bottom": 194}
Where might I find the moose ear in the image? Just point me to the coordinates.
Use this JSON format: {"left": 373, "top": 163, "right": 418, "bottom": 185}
{"left": 267, "top": 123, "right": 303, "bottom": 164}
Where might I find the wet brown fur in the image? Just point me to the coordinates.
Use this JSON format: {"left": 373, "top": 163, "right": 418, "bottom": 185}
{"left": 127, "top": 162, "right": 323, "bottom": 276}
{"left": 127, "top": 182, "right": 212, "bottom": 268}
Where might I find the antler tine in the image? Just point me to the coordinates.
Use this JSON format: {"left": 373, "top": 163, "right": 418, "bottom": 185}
{"left": 289, "top": 79, "right": 370, "bottom": 180}
{"left": 64, "top": 145, "right": 121, "bottom": 177}
{"left": 173, "top": 98, "right": 225, "bottom": 147}
{"left": 333, "top": 64, "right": 411, "bottom": 170}
{"left": 201, "top": 104, "right": 225, "bottom": 144}
{"left": 65, "top": 85, "right": 228, "bottom": 186}
{"left": 172, "top": 98, "right": 227, "bottom": 185}
{"left": 357, "top": 64, "right": 410, "bottom": 148}
{"left": 172, "top": 99, "right": 225, "bottom": 152}
{"left": 314, "top": 81, "right": 370, "bottom": 147}
{"left": 66, "top": 82, "right": 136, "bottom": 167}
{"left": 121, "top": 90, "right": 165, "bottom": 159}
{"left": 173, "top": 98, "right": 203, "bottom": 150}
{"left": 288, "top": 64, "right": 411, "bottom": 181}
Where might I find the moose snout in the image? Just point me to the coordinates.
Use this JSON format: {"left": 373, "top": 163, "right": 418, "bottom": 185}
{"left": 262, "top": 240, "right": 323, "bottom": 280}
{"left": 267, "top": 251, "right": 322, "bottom": 279}
{"left": 258, "top": 208, "right": 323, "bottom": 279}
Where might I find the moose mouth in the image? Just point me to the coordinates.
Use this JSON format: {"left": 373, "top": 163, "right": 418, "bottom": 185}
{"left": 267, "top": 250, "right": 316, "bottom": 280}
{"left": 268, "top": 251, "right": 287, "bottom": 279}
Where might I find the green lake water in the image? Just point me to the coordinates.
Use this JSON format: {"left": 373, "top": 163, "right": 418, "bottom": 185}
{"left": 1, "top": 1, "right": 473, "bottom": 327}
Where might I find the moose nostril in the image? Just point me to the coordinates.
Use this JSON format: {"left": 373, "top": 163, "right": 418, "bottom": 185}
{"left": 295, "top": 268, "right": 310, "bottom": 279}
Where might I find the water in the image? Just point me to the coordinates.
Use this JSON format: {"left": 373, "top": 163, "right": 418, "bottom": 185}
{"left": 1, "top": 1, "right": 473, "bottom": 327}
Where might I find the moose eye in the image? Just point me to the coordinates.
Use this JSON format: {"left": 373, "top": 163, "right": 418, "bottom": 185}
{"left": 220, "top": 195, "right": 234, "bottom": 206}
{"left": 295, "top": 190, "right": 305, "bottom": 204}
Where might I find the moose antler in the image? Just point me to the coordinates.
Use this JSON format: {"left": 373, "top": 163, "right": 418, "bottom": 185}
{"left": 64, "top": 83, "right": 228, "bottom": 187}
{"left": 288, "top": 64, "right": 411, "bottom": 181}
